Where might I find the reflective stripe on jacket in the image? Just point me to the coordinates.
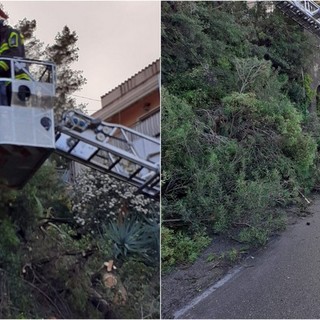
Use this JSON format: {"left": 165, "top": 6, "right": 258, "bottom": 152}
{"left": 0, "top": 27, "right": 30, "bottom": 80}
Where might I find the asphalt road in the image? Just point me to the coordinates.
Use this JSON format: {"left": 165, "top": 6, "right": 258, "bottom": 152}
{"left": 175, "top": 198, "right": 320, "bottom": 319}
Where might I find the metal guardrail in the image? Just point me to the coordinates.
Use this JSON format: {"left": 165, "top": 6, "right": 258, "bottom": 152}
{"left": 276, "top": 1, "right": 320, "bottom": 38}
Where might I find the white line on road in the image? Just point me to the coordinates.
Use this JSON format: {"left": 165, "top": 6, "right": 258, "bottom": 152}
{"left": 174, "top": 266, "right": 244, "bottom": 319}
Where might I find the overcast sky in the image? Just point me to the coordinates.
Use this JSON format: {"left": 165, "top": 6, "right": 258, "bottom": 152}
{"left": 3, "top": 1, "right": 160, "bottom": 114}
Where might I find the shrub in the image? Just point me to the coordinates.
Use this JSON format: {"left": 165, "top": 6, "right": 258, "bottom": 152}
{"left": 238, "top": 227, "right": 269, "bottom": 247}
{"left": 162, "top": 227, "right": 211, "bottom": 270}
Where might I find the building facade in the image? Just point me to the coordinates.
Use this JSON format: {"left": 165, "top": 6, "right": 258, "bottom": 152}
{"left": 92, "top": 59, "right": 160, "bottom": 139}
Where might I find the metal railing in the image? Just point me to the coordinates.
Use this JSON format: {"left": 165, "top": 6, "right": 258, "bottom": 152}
{"left": 276, "top": 1, "right": 320, "bottom": 38}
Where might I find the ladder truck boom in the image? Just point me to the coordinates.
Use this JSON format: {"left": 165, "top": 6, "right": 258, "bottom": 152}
{"left": 55, "top": 110, "right": 160, "bottom": 198}
{"left": 0, "top": 57, "right": 160, "bottom": 199}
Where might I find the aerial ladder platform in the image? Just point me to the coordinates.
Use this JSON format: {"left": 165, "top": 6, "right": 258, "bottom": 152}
{"left": 55, "top": 111, "right": 160, "bottom": 198}
{"left": 276, "top": 0, "right": 320, "bottom": 38}
{"left": 0, "top": 57, "right": 160, "bottom": 198}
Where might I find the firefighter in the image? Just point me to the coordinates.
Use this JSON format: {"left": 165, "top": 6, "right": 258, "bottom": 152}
{"left": 0, "top": 13, "right": 30, "bottom": 105}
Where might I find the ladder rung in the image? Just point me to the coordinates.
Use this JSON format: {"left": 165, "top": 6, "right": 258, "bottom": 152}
{"left": 136, "top": 173, "right": 159, "bottom": 193}
{"left": 128, "top": 167, "right": 144, "bottom": 180}
{"left": 108, "top": 157, "right": 122, "bottom": 171}
{"left": 87, "top": 148, "right": 100, "bottom": 161}
{"left": 150, "top": 176, "right": 160, "bottom": 188}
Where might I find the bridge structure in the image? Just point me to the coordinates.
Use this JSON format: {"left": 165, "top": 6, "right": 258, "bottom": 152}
{"left": 276, "top": 1, "right": 320, "bottom": 38}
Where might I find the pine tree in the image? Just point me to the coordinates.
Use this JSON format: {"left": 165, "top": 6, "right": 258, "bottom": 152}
{"left": 45, "top": 26, "right": 87, "bottom": 120}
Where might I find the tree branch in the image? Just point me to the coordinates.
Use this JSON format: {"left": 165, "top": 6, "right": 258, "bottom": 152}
{"left": 88, "top": 287, "right": 115, "bottom": 318}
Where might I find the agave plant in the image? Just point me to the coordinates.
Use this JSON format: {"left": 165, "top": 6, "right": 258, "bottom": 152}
{"left": 105, "top": 217, "right": 159, "bottom": 262}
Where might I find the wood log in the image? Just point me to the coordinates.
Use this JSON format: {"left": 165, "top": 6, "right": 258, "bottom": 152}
{"left": 88, "top": 288, "right": 115, "bottom": 318}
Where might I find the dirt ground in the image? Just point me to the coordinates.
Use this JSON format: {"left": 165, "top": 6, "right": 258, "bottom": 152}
{"left": 161, "top": 204, "right": 305, "bottom": 319}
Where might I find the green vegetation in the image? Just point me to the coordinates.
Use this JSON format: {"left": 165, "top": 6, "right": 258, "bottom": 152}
{"left": 0, "top": 164, "right": 160, "bottom": 319}
{"left": 162, "top": 227, "right": 211, "bottom": 270}
{"left": 162, "top": 1, "right": 320, "bottom": 268}
{"left": 221, "top": 248, "right": 240, "bottom": 264}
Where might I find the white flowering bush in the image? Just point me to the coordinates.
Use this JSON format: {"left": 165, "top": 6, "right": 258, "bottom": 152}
{"left": 71, "top": 168, "right": 159, "bottom": 233}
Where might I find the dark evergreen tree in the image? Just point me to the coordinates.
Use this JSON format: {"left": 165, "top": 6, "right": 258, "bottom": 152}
{"left": 45, "top": 26, "right": 87, "bottom": 119}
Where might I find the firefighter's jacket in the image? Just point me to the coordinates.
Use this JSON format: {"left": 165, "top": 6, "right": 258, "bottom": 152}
{"left": 0, "top": 26, "right": 30, "bottom": 81}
